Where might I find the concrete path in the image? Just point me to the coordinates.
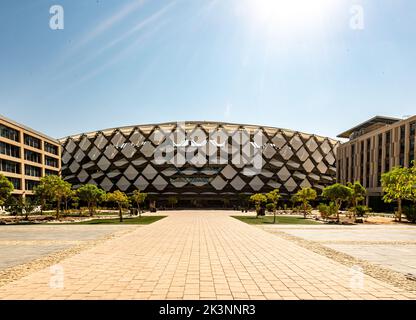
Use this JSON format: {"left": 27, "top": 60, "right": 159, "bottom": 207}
{"left": 0, "top": 211, "right": 414, "bottom": 300}
{"left": 263, "top": 225, "right": 416, "bottom": 277}
{"left": 0, "top": 225, "right": 135, "bottom": 270}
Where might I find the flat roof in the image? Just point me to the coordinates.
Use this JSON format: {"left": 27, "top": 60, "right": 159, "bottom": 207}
{"left": 337, "top": 116, "right": 400, "bottom": 139}
{"left": 0, "top": 114, "right": 59, "bottom": 144}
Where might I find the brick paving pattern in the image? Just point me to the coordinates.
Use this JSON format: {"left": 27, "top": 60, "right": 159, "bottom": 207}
{"left": 264, "top": 225, "right": 416, "bottom": 277}
{"left": 0, "top": 211, "right": 415, "bottom": 300}
{"left": 0, "top": 225, "right": 135, "bottom": 270}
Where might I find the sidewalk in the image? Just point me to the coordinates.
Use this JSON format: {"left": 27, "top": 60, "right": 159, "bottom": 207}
{"left": 0, "top": 211, "right": 414, "bottom": 300}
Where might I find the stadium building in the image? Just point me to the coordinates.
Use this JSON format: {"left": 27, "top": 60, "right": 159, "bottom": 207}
{"left": 59, "top": 122, "right": 339, "bottom": 207}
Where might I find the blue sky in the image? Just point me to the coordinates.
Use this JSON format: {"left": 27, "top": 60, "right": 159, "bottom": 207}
{"left": 0, "top": 0, "right": 415, "bottom": 139}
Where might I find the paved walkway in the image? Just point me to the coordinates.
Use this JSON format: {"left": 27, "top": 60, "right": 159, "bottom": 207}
{"left": 0, "top": 211, "right": 414, "bottom": 300}
{"left": 0, "top": 225, "right": 135, "bottom": 270}
{"left": 263, "top": 225, "right": 416, "bottom": 277}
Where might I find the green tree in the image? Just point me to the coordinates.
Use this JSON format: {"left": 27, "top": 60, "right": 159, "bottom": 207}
{"left": 63, "top": 189, "right": 76, "bottom": 214}
{"left": 250, "top": 193, "right": 267, "bottom": 217}
{"left": 294, "top": 187, "right": 317, "bottom": 218}
{"left": 0, "top": 174, "right": 14, "bottom": 206}
{"left": 72, "top": 196, "right": 80, "bottom": 212}
{"left": 381, "top": 166, "right": 414, "bottom": 222}
{"left": 266, "top": 203, "right": 276, "bottom": 214}
{"left": 290, "top": 194, "right": 300, "bottom": 211}
{"left": 347, "top": 181, "right": 367, "bottom": 220}
{"left": 168, "top": 196, "right": 178, "bottom": 209}
{"left": 33, "top": 182, "right": 48, "bottom": 214}
{"left": 322, "top": 183, "right": 352, "bottom": 222}
{"left": 408, "top": 161, "right": 416, "bottom": 203}
{"left": 77, "top": 184, "right": 106, "bottom": 216}
{"left": 131, "top": 190, "right": 148, "bottom": 217}
{"left": 266, "top": 189, "right": 281, "bottom": 223}
{"left": 22, "top": 197, "right": 37, "bottom": 220}
{"left": 5, "top": 196, "right": 20, "bottom": 216}
{"left": 36, "top": 176, "right": 72, "bottom": 219}
{"left": 107, "top": 190, "right": 129, "bottom": 222}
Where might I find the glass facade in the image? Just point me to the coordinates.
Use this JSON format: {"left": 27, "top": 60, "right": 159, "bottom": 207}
{"left": 1, "top": 116, "right": 61, "bottom": 195}
{"left": 24, "top": 134, "right": 41, "bottom": 149}
{"left": 45, "top": 169, "right": 59, "bottom": 176}
{"left": 410, "top": 122, "right": 415, "bottom": 163}
{"left": 0, "top": 159, "right": 20, "bottom": 174}
{"left": 385, "top": 130, "right": 391, "bottom": 171}
{"left": 24, "top": 149, "right": 41, "bottom": 163}
{"left": 25, "top": 164, "right": 42, "bottom": 177}
{"left": 0, "top": 141, "right": 20, "bottom": 158}
{"left": 337, "top": 115, "right": 416, "bottom": 210}
{"left": 360, "top": 141, "right": 364, "bottom": 185}
{"left": 0, "top": 124, "right": 19, "bottom": 142}
{"left": 8, "top": 177, "right": 21, "bottom": 190}
{"left": 25, "top": 179, "right": 40, "bottom": 191}
{"left": 45, "top": 142, "right": 59, "bottom": 155}
{"left": 366, "top": 139, "right": 371, "bottom": 188}
{"left": 377, "top": 134, "right": 382, "bottom": 187}
{"left": 351, "top": 144, "right": 355, "bottom": 181}
{"left": 45, "top": 156, "right": 59, "bottom": 168}
{"left": 399, "top": 125, "right": 405, "bottom": 166}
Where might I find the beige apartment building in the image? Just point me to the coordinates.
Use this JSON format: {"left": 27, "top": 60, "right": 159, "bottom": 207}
{"left": 337, "top": 115, "right": 416, "bottom": 209}
{"left": 0, "top": 114, "right": 61, "bottom": 197}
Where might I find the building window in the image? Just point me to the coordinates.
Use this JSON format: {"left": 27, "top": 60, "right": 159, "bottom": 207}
{"left": 45, "top": 142, "right": 59, "bottom": 155}
{"left": 351, "top": 144, "right": 355, "bottom": 181}
{"left": 0, "top": 124, "right": 19, "bottom": 142}
{"left": 45, "top": 156, "right": 58, "bottom": 168}
{"left": 377, "top": 134, "right": 382, "bottom": 187}
{"left": 24, "top": 150, "right": 41, "bottom": 163}
{"left": 0, "top": 141, "right": 20, "bottom": 158}
{"left": 8, "top": 177, "right": 21, "bottom": 190}
{"left": 399, "top": 125, "right": 405, "bottom": 167}
{"left": 25, "top": 179, "right": 40, "bottom": 191}
{"left": 25, "top": 164, "right": 42, "bottom": 177}
{"left": 360, "top": 141, "right": 364, "bottom": 185}
{"left": 346, "top": 157, "right": 349, "bottom": 182}
{"left": 0, "top": 159, "right": 20, "bottom": 174}
{"left": 45, "top": 169, "right": 59, "bottom": 176}
{"left": 410, "top": 122, "right": 415, "bottom": 164}
{"left": 366, "top": 139, "right": 371, "bottom": 188}
{"left": 24, "top": 134, "right": 41, "bottom": 149}
{"left": 337, "top": 159, "right": 341, "bottom": 182}
{"left": 385, "top": 131, "right": 391, "bottom": 171}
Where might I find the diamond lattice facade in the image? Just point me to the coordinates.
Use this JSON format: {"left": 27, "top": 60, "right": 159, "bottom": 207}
{"left": 59, "top": 122, "right": 340, "bottom": 200}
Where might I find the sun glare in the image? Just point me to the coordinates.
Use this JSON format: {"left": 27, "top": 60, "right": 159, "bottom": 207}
{"left": 245, "top": 0, "right": 337, "bottom": 31}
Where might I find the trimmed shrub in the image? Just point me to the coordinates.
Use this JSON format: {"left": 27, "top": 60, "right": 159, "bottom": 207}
{"left": 355, "top": 205, "right": 372, "bottom": 217}
{"left": 318, "top": 202, "right": 337, "bottom": 220}
{"left": 403, "top": 206, "right": 416, "bottom": 223}
{"left": 266, "top": 203, "right": 276, "bottom": 213}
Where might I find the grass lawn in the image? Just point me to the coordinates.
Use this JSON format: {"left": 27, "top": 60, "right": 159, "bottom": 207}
{"left": 232, "top": 215, "right": 321, "bottom": 225}
{"left": 67, "top": 216, "right": 166, "bottom": 225}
